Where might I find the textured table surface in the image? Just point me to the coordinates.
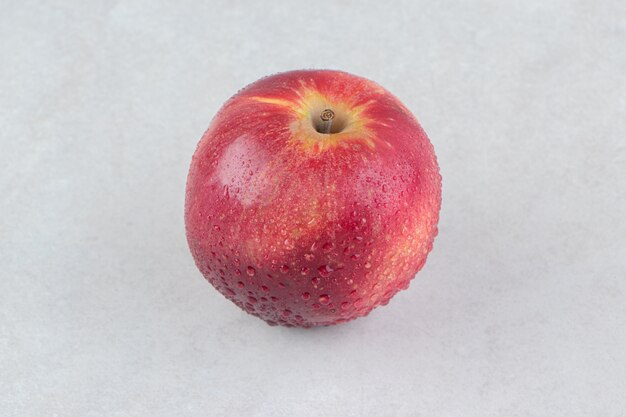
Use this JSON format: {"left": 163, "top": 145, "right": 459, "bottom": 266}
{"left": 1, "top": 1, "right": 625, "bottom": 416}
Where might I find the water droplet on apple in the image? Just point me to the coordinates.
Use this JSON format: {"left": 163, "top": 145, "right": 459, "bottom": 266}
{"left": 318, "top": 294, "right": 330, "bottom": 305}
{"left": 248, "top": 296, "right": 257, "bottom": 304}
{"left": 341, "top": 302, "right": 350, "bottom": 310}
{"left": 246, "top": 266, "right": 256, "bottom": 276}
{"left": 280, "top": 264, "right": 290, "bottom": 274}
{"left": 237, "top": 281, "right": 245, "bottom": 288}
{"left": 322, "top": 242, "right": 333, "bottom": 252}
{"left": 311, "top": 277, "right": 320, "bottom": 286}
{"left": 301, "top": 292, "right": 310, "bottom": 300}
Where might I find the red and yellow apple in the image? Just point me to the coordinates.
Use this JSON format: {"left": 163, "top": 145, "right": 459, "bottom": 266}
{"left": 185, "top": 70, "right": 441, "bottom": 327}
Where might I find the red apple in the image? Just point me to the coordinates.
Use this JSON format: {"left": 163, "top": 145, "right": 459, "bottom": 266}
{"left": 185, "top": 70, "right": 441, "bottom": 327}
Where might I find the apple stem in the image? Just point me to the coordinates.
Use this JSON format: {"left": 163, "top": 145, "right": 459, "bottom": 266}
{"left": 320, "top": 109, "right": 335, "bottom": 134}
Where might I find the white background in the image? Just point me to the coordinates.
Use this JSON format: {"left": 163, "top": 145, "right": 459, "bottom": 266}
{"left": 1, "top": 1, "right": 625, "bottom": 416}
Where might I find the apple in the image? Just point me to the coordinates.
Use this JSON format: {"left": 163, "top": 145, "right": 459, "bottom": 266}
{"left": 185, "top": 70, "right": 441, "bottom": 327}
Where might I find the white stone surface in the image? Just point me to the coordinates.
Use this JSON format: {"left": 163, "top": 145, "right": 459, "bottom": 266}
{"left": 1, "top": 1, "right": 625, "bottom": 416}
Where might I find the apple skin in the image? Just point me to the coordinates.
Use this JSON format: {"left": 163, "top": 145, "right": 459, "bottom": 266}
{"left": 185, "top": 70, "right": 441, "bottom": 327}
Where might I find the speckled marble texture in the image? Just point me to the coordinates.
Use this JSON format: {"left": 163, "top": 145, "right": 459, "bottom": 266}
{"left": 1, "top": 1, "right": 625, "bottom": 416}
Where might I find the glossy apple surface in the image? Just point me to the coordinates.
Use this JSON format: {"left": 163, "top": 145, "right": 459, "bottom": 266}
{"left": 185, "top": 70, "right": 441, "bottom": 327}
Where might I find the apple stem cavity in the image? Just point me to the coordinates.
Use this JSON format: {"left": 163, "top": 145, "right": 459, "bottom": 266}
{"left": 319, "top": 109, "right": 335, "bottom": 134}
